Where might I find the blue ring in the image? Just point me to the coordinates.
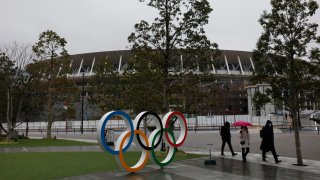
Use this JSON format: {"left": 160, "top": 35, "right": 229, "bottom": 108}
{"left": 100, "top": 111, "right": 134, "bottom": 155}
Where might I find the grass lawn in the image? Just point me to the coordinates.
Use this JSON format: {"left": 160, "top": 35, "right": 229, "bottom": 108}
{"left": 0, "top": 151, "right": 204, "bottom": 180}
{"left": 0, "top": 139, "right": 96, "bottom": 147}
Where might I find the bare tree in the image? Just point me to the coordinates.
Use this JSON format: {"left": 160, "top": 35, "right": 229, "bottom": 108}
{"left": 0, "top": 42, "right": 34, "bottom": 140}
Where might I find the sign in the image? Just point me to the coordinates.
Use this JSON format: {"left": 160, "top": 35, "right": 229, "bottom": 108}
{"left": 97, "top": 111, "right": 188, "bottom": 172}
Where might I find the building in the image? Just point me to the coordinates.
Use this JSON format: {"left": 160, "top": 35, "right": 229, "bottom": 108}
{"left": 247, "top": 84, "right": 275, "bottom": 116}
{"left": 67, "top": 50, "right": 255, "bottom": 120}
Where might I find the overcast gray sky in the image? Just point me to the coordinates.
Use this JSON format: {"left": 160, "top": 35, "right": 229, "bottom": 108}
{"left": 1, "top": 0, "right": 319, "bottom": 55}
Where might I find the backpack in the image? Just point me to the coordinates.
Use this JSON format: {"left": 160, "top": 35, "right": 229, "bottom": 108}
{"left": 260, "top": 129, "right": 263, "bottom": 138}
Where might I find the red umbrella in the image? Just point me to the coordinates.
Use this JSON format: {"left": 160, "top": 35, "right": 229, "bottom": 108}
{"left": 232, "top": 121, "right": 252, "bottom": 127}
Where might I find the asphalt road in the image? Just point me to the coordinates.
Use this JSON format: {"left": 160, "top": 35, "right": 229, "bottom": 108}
{"left": 28, "top": 128, "right": 320, "bottom": 161}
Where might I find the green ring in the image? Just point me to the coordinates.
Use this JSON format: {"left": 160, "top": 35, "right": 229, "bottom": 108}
{"left": 151, "top": 128, "right": 177, "bottom": 167}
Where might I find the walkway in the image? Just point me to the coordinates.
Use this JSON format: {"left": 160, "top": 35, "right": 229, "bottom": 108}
{"left": 5, "top": 129, "right": 319, "bottom": 179}
{"left": 58, "top": 156, "right": 320, "bottom": 180}
{"left": 28, "top": 128, "right": 320, "bottom": 160}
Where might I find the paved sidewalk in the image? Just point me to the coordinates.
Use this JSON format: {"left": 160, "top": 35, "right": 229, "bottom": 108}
{"left": 57, "top": 156, "right": 320, "bottom": 180}
{"left": 29, "top": 129, "right": 320, "bottom": 160}
{"left": 182, "top": 148, "right": 320, "bottom": 175}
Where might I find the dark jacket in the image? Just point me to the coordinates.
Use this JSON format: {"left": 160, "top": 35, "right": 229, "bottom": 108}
{"left": 260, "top": 120, "right": 275, "bottom": 152}
{"left": 220, "top": 122, "right": 231, "bottom": 141}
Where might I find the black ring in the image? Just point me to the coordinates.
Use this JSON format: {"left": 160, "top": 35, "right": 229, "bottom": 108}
{"left": 136, "top": 111, "right": 163, "bottom": 150}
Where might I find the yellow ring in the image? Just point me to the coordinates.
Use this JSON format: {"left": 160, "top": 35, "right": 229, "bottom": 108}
{"left": 118, "top": 130, "right": 149, "bottom": 172}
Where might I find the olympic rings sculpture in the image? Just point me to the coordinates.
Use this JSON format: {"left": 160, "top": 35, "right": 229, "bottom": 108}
{"left": 97, "top": 111, "right": 188, "bottom": 173}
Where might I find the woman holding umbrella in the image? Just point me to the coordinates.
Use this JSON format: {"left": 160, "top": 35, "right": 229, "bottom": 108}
{"left": 232, "top": 121, "right": 252, "bottom": 162}
{"left": 239, "top": 126, "right": 250, "bottom": 162}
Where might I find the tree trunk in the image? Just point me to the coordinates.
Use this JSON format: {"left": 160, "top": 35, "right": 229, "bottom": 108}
{"left": 46, "top": 53, "right": 55, "bottom": 139}
{"left": 0, "top": 123, "right": 8, "bottom": 134}
{"left": 25, "top": 111, "right": 29, "bottom": 138}
{"left": 294, "top": 124, "right": 303, "bottom": 165}
{"left": 47, "top": 91, "right": 53, "bottom": 139}
{"left": 163, "top": 0, "right": 170, "bottom": 113}
{"left": 292, "top": 111, "right": 303, "bottom": 165}
{"left": 6, "top": 88, "right": 12, "bottom": 140}
{"left": 288, "top": 52, "right": 303, "bottom": 165}
{"left": 290, "top": 92, "right": 303, "bottom": 165}
{"left": 14, "top": 98, "right": 24, "bottom": 128}
{"left": 47, "top": 116, "right": 53, "bottom": 139}
{"left": 163, "top": 82, "right": 170, "bottom": 112}
{"left": 5, "top": 130, "right": 12, "bottom": 141}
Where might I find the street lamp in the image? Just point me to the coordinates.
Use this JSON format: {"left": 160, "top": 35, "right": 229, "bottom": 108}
{"left": 222, "top": 84, "right": 230, "bottom": 123}
{"left": 63, "top": 101, "right": 68, "bottom": 132}
{"left": 80, "top": 67, "right": 85, "bottom": 134}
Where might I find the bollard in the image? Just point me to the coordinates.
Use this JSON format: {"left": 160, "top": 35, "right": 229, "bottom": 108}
{"left": 204, "top": 143, "right": 216, "bottom": 165}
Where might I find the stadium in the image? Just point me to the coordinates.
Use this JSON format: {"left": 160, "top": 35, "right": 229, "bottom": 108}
{"left": 68, "top": 49, "right": 254, "bottom": 121}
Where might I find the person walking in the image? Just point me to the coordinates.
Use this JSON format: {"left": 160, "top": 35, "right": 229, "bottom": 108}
{"left": 260, "top": 120, "right": 282, "bottom": 163}
{"left": 239, "top": 126, "right": 250, "bottom": 162}
{"left": 220, "top": 121, "right": 237, "bottom": 156}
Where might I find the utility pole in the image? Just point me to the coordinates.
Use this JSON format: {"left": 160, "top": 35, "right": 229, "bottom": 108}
{"left": 81, "top": 68, "right": 85, "bottom": 134}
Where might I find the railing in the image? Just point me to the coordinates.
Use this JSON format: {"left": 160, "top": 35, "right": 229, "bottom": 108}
{"left": 1, "top": 114, "right": 294, "bottom": 134}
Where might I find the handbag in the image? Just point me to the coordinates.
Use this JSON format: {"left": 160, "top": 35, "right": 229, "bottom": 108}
{"left": 240, "top": 140, "right": 245, "bottom": 145}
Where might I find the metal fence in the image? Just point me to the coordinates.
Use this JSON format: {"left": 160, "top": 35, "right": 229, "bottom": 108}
{"left": 4, "top": 114, "right": 320, "bottom": 136}
{"left": 2, "top": 114, "right": 292, "bottom": 134}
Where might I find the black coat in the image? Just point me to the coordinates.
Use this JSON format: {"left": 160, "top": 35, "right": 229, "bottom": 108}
{"left": 220, "top": 126, "right": 231, "bottom": 141}
{"left": 260, "top": 126, "right": 275, "bottom": 152}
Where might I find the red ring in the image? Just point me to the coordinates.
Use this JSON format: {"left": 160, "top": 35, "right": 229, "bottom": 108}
{"left": 164, "top": 112, "right": 188, "bottom": 147}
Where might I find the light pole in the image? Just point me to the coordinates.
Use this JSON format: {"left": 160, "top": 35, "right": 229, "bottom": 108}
{"left": 222, "top": 84, "right": 229, "bottom": 123}
{"left": 80, "top": 68, "right": 85, "bottom": 134}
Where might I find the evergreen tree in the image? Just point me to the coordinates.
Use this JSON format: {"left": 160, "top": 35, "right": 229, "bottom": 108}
{"left": 32, "top": 30, "right": 73, "bottom": 139}
{"left": 253, "top": 0, "right": 320, "bottom": 165}
{"left": 128, "top": 0, "right": 219, "bottom": 113}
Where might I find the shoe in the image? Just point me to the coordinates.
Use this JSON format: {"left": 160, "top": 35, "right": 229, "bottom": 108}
{"left": 232, "top": 153, "right": 237, "bottom": 156}
{"left": 275, "top": 160, "right": 282, "bottom": 163}
{"left": 242, "top": 158, "right": 247, "bottom": 162}
{"left": 262, "top": 159, "right": 267, "bottom": 162}
{"left": 221, "top": 153, "right": 225, "bottom": 156}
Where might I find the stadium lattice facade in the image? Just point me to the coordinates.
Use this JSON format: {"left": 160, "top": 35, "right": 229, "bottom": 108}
{"left": 68, "top": 50, "right": 255, "bottom": 121}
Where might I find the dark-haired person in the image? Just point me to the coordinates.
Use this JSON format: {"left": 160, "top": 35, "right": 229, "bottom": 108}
{"left": 220, "top": 121, "right": 237, "bottom": 156}
{"left": 260, "top": 120, "right": 281, "bottom": 163}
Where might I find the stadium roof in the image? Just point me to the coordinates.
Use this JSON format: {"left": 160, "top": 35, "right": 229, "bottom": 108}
{"left": 68, "top": 50, "right": 255, "bottom": 77}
